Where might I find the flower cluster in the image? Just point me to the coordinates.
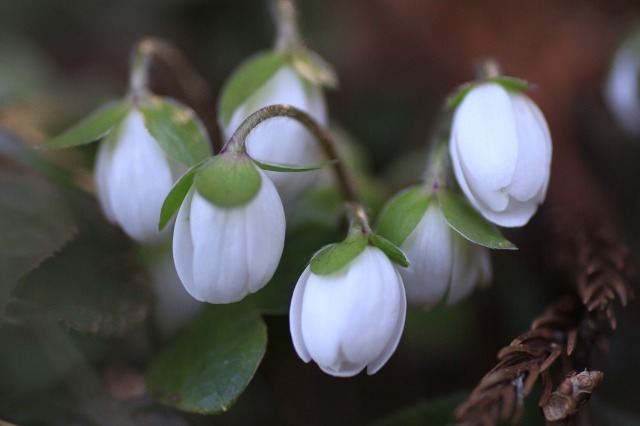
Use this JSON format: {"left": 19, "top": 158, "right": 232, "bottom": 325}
{"left": 44, "top": 3, "right": 552, "bottom": 381}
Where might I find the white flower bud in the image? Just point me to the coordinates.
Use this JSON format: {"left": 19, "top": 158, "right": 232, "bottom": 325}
{"left": 449, "top": 83, "right": 552, "bottom": 227}
{"left": 289, "top": 246, "right": 406, "bottom": 377}
{"left": 172, "top": 170, "right": 285, "bottom": 304}
{"left": 95, "top": 108, "right": 185, "bottom": 242}
{"left": 605, "top": 32, "right": 640, "bottom": 137}
{"left": 399, "top": 201, "right": 492, "bottom": 309}
{"left": 224, "top": 66, "right": 327, "bottom": 201}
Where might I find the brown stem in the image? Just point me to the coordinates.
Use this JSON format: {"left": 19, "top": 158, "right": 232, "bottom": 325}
{"left": 226, "top": 104, "right": 359, "bottom": 204}
{"left": 131, "top": 37, "right": 221, "bottom": 153}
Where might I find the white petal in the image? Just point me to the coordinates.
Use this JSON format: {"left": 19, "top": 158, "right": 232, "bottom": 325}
{"left": 289, "top": 266, "right": 312, "bottom": 362}
{"left": 605, "top": 46, "right": 640, "bottom": 136}
{"left": 242, "top": 170, "right": 286, "bottom": 292}
{"left": 173, "top": 189, "right": 197, "bottom": 298}
{"left": 446, "top": 236, "right": 490, "bottom": 305}
{"left": 367, "top": 266, "right": 406, "bottom": 375}
{"left": 506, "top": 93, "right": 552, "bottom": 202}
{"left": 480, "top": 194, "right": 540, "bottom": 227}
{"left": 103, "top": 109, "right": 176, "bottom": 242}
{"left": 453, "top": 83, "right": 518, "bottom": 192}
{"left": 399, "top": 203, "right": 453, "bottom": 308}
{"left": 94, "top": 134, "right": 117, "bottom": 223}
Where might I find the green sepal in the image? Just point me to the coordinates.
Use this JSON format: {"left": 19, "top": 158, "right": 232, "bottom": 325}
{"left": 39, "top": 101, "right": 129, "bottom": 150}
{"left": 310, "top": 233, "right": 368, "bottom": 275}
{"left": 291, "top": 49, "right": 338, "bottom": 88}
{"left": 368, "top": 234, "right": 409, "bottom": 268}
{"left": 445, "top": 82, "right": 476, "bottom": 110}
{"left": 158, "top": 163, "right": 203, "bottom": 230}
{"left": 219, "top": 51, "right": 287, "bottom": 127}
{"left": 139, "top": 96, "right": 211, "bottom": 166}
{"left": 490, "top": 76, "right": 530, "bottom": 92}
{"left": 437, "top": 190, "right": 516, "bottom": 250}
{"left": 252, "top": 157, "right": 336, "bottom": 173}
{"left": 195, "top": 154, "right": 261, "bottom": 207}
{"left": 376, "top": 186, "right": 432, "bottom": 246}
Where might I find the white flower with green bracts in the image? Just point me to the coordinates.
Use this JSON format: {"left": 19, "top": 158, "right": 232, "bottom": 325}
{"left": 95, "top": 108, "right": 186, "bottom": 242}
{"left": 289, "top": 217, "right": 408, "bottom": 377}
{"left": 450, "top": 83, "right": 552, "bottom": 227}
{"left": 171, "top": 153, "right": 286, "bottom": 304}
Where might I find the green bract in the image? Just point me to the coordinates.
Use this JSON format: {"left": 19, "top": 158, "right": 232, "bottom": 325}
{"left": 367, "top": 234, "right": 409, "bottom": 268}
{"left": 376, "top": 186, "right": 432, "bottom": 246}
{"left": 446, "top": 77, "right": 530, "bottom": 110}
{"left": 437, "top": 190, "right": 516, "bottom": 250}
{"left": 39, "top": 101, "right": 130, "bottom": 150}
{"left": 140, "top": 96, "right": 212, "bottom": 166}
{"left": 158, "top": 163, "right": 201, "bottom": 230}
{"left": 310, "top": 233, "right": 368, "bottom": 275}
{"left": 194, "top": 154, "right": 262, "bottom": 207}
{"left": 291, "top": 49, "right": 338, "bottom": 88}
{"left": 218, "top": 51, "right": 287, "bottom": 127}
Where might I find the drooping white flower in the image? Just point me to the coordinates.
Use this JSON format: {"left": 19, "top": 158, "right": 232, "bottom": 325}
{"left": 172, "top": 167, "right": 286, "bottom": 304}
{"left": 223, "top": 66, "right": 327, "bottom": 201}
{"left": 449, "top": 83, "right": 552, "bottom": 227}
{"left": 399, "top": 201, "right": 492, "bottom": 309}
{"left": 95, "top": 108, "right": 185, "bottom": 242}
{"left": 605, "top": 32, "right": 640, "bottom": 137}
{"left": 289, "top": 246, "right": 406, "bottom": 377}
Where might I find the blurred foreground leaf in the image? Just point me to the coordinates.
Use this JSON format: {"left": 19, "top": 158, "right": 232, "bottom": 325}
{"left": 145, "top": 305, "right": 267, "bottom": 414}
{"left": 371, "top": 393, "right": 465, "bottom": 426}
{"left": 0, "top": 163, "right": 77, "bottom": 324}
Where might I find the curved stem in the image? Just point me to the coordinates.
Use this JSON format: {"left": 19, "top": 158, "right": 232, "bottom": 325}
{"left": 226, "top": 104, "right": 359, "bottom": 204}
{"left": 129, "top": 37, "right": 221, "bottom": 152}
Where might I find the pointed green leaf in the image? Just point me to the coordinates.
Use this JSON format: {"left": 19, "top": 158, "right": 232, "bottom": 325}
{"left": 159, "top": 163, "right": 202, "bottom": 230}
{"left": 219, "top": 51, "right": 287, "bottom": 126}
{"left": 490, "top": 76, "right": 530, "bottom": 92}
{"left": 368, "top": 234, "right": 409, "bottom": 267}
{"left": 376, "top": 186, "right": 431, "bottom": 246}
{"left": 310, "top": 234, "right": 368, "bottom": 275}
{"left": 252, "top": 157, "right": 335, "bottom": 173}
{"left": 145, "top": 305, "right": 267, "bottom": 414}
{"left": 445, "top": 82, "right": 476, "bottom": 110}
{"left": 40, "top": 101, "right": 129, "bottom": 150}
{"left": 195, "top": 154, "right": 261, "bottom": 207}
{"left": 140, "top": 96, "right": 211, "bottom": 166}
{"left": 437, "top": 190, "right": 516, "bottom": 250}
{"left": 291, "top": 49, "right": 338, "bottom": 88}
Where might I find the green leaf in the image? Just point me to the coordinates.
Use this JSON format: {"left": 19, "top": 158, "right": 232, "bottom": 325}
{"left": 371, "top": 392, "right": 466, "bottom": 426}
{"left": 251, "top": 157, "right": 336, "bottom": 173}
{"left": 490, "top": 76, "right": 530, "bottom": 92}
{"left": 0, "top": 167, "right": 77, "bottom": 324}
{"left": 145, "top": 305, "right": 267, "bottom": 414}
{"left": 219, "top": 51, "right": 286, "bottom": 127}
{"left": 376, "top": 186, "right": 431, "bottom": 246}
{"left": 310, "top": 234, "right": 368, "bottom": 275}
{"left": 445, "top": 82, "right": 476, "bottom": 109}
{"left": 140, "top": 96, "right": 212, "bottom": 166}
{"left": 11, "top": 197, "right": 152, "bottom": 336}
{"left": 159, "top": 163, "right": 201, "bottom": 230}
{"left": 39, "top": 101, "right": 129, "bottom": 150}
{"left": 291, "top": 49, "right": 338, "bottom": 88}
{"left": 368, "top": 234, "right": 409, "bottom": 267}
{"left": 195, "top": 154, "right": 261, "bottom": 207}
{"left": 437, "top": 190, "right": 516, "bottom": 250}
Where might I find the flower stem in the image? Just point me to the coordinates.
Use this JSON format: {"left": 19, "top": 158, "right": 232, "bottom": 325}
{"left": 475, "top": 58, "right": 502, "bottom": 81}
{"left": 129, "top": 37, "right": 221, "bottom": 152}
{"left": 225, "top": 104, "right": 359, "bottom": 204}
{"left": 423, "top": 137, "right": 451, "bottom": 193}
{"left": 273, "top": 0, "right": 303, "bottom": 52}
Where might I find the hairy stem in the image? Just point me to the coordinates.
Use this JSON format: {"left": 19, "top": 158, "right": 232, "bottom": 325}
{"left": 226, "top": 104, "right": 359, "bottom": 204}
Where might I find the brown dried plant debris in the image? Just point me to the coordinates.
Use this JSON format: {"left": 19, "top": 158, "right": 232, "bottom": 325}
{"left": 454, "top": 221, "right": 634, "bottom": 426}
